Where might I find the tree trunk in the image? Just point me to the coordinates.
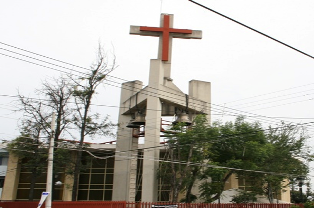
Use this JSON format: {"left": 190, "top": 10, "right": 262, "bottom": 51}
{"left": 267, "top": 183, "right": 274, "bottom": 203}
{"left": 172, "top": 184, "right": 181, "bottom": 203}
{"left": 71, "top": 97, "right": 90, "bottom": 201}
{"left": 185, "top": 168, "right": 198, "bottom": 202}
{"left": 29, "top": 169, "right": 37, "bottom": 201}
{"left": 71, "top": 127, "right": 86, "bottom": 200}
{"left": 71, "top": 148, "right": 82, "bottom": 201}
{"left": 54, "top": 104, "right": 63, "bottom": 143}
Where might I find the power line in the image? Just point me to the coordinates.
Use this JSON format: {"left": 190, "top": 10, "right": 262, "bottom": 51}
{"left": 4, "top": 142, "right": 307, "bottom": 179}
{"left": 0, "top": 42, "right": 89, "bottom": 72}
{"left": 0, "top": 41, "right": 129, "bottom": 84}
{"left": 223, "top": 83, "right": 314, "bottom": 105}
{"left": 1, "top": 82, "right": 314, "bottom": 136}
{"left": 0, "top": 47, "right": 88, "bottom": 76}
{"left": 0, "top": 52, "right": 79, "bottom": 76}
{"left": 2, "top": 118, "right": 310, "bottom": 181}
{"left": 4, "top": 118, "right": 312, "bottom": 160}
{"left": 2, "top": 95, "right": 314, "bottom": 121}
{"left": 227, "top": 88, "right": 314, "bottom": 109}
{"left": 2, "top": 41, "right": 314, "bottom": 114}
{"left": 1, "top": 42, "right": 314, "bottom": 134}
{"left": 0, "top": 45, "right": 300, "bottom": 125}
{"left": 188, "top": 0, "right": 314, "bottom": 60}
{"left": 0, "top": 90, "right": 304, "bottom": 134}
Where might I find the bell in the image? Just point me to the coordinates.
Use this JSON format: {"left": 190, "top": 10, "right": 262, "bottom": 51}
{"left": 131, "top": 112, "right": 146, "bottom": 125}
{"left": 126, "top": 120, "right": 141, "bottom": 128}
{"left": 172, "top": 112, "right": 192, "bottom": 126}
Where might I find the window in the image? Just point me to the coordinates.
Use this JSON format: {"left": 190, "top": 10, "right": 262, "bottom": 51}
{"left": 0, "top": 176, "right": 5, "bottom": 188}
{"left": 16, "top": 158, "right": 64, "bottom": 201}
{"left": 77, "top": 152, "right": 115, "bottom": 201}
{"left": 0, "top": 157, "right": 8, "bottom": 166}
{"left": 238, "top": 175, "right": 253, "bottom": 191}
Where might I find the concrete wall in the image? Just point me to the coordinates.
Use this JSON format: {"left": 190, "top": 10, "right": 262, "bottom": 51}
{"left": 1, "top": 154, "right": 20, "bottom": 200}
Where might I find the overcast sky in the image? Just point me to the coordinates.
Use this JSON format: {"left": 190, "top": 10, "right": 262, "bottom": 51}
{"left": 1, "top": 0, "right": 314, "bottom": 185}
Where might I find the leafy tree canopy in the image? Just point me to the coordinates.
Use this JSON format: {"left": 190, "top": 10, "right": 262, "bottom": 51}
{"left": 159, "top": 115, "right": 311, "bottom": 203}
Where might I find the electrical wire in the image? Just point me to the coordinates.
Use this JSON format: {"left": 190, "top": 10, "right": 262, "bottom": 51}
{"left": 2, "top": 125, "right": 310, "bottom": 187}
{"left": 0, "top": 58, "right": 304, "bottom": 134}
{"left": 223, "top": 83, "right": 314, "bottom": 105}
{"left": 1, "top": 43, "right": 314, "bottom": 138}
{"left": 4, "top": 143, "right": 308, "bottom": 179}
{"left": 0, "top": 91, "right": 314, "bottom": 143}
{"left": 188, "top": 0, "right": 314, "bottom": 60}
{"left": 4, "top": 118, "right": 312, "bottom": 163}
{"left": 0, "top": 40, "right": 312, "bottom": 125}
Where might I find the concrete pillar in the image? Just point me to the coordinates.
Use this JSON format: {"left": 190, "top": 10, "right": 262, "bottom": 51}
{"left": 112, "top": 81, "right": 142, "bottom": 201}
{"left": 62, "top": 174, "right": 74, "bottom": 201}
{"left": 128, "top": 133, "right": 139, "bottom": 202}
{"left": 189, "top": 80, "right": 211, "bottom": 123}
{"left": 62, "top": 151, "right": 76, "bottom": 201}
{"left": 141, "top": 59, "right": 163, "bottom": 202}
{"left": 1, "top": 154, "right": 20, "bottom": 200}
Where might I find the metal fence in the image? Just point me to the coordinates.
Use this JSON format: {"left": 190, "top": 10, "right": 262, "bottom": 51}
{"left": 0, "top": 201, "right": 301, "bottom": 208}
{"left": 126, "top": 202, "right": 301, "bottom": 208}
{"left": 0, "top": 201, "right": 126, "bottom": 208}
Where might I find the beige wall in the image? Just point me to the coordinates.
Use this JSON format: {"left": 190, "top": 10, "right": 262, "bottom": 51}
{"left": 1, "top": 154, "right": 20, "bottom": 200}
{"left": 224, "top": 174, "right": 239, "bottom": 190}
{"left": 278, "top": 179, "right": 291, "bottom": 203}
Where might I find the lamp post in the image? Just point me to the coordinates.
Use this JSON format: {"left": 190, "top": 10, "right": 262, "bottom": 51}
{"left": 46, "top": 113, "right": 56, "bottom": 208}
{"left": 297, "top": 176, "right": 305, "bottom": 203}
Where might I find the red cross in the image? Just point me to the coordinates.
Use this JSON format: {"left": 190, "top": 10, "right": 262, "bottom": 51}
{"left": 140, "top": 15, "right": 192, "bottom": 61}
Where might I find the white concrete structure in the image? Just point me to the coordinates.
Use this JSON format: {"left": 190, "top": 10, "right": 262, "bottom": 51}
{"left": 112, "top": 14, "right": 211, "bottom": 202}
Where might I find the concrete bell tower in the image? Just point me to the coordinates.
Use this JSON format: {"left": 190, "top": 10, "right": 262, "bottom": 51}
{"left": 112, "top": 14, "right": 211, "bottom": 202}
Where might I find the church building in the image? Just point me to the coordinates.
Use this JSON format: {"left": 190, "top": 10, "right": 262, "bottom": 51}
{"left": 1, "top": 14, "right": 290, "bottom": 203}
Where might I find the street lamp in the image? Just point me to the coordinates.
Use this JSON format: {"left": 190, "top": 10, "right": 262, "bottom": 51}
{"left": 297, "top": 176, "right": 305, "bottom": 203}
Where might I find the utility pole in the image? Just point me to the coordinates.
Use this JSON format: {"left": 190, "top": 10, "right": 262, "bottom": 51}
{"left": 46, "top": 113, "right": 56, "bottom": 208}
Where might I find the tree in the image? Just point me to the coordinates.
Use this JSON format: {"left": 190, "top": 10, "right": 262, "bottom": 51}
{"left": 38, "top": 77, "right": 74, "bottom": 143}
{"left": 291, "top": 190, "right": 308, "bottom": 203}
{"left": 70, "top": 47, "right": 116, "bottom": 201}
{"left": 159, "top": 115, "right": 215, "bottom": 202}
{"left": 196, "top": 116, "right": 268, "bottom": 202}
{"left": 201, "top": 117, "right": 310, "bottom": 203}
{"left": 6, "top": 133, "right": 47, "bottom": 201}
{"left": 262, "top": 123, "right": 310, "bottom": 202}
{"left": 10, "top": 76, "right": 74, "bottom": 200}
{"left": 35, "top": 78, "right": 75, "bottom": 196}
{"left": 17, "top": 76, "right": 73, "bottom": 141}
{"left": 159, "top": 115, "right": 311, "bottom": 203}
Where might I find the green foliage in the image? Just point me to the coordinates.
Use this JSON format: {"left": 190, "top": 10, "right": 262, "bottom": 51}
{"left": 231, "top": 191, "right": 257, "bottom": 203}
{"left": 159, "top": 115, "right": 310, "bottom": 203}
{"left": 291, "top": 190, "right": 308, "bottom": 204}
{"left": 204, "top": 117, "right": 309, "bottom": 203}
{"left": 290, "top": 205, "right": 303, "bottom": 208}
{"left": 6, "top": 133, "right": 47, "bottom": 170}
{"left": 159, "top": 114, "right": 213, "bottom": 202}
{"left": 304, "top": 201, "right": 314, "bottom": 208}
{"left": 53, "top": 142, "right": 76, "bottom": 174}
{"left": 6, "top": 133, "right": 48, "bottom": 200}
{"left": 199, "top": 165, "right": 228, "bottom": 202}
